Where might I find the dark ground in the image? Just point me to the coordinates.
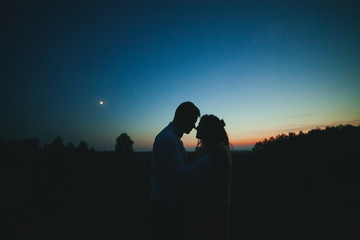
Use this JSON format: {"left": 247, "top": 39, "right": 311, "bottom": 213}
{"left": 2, "top": 126, "right": 360, "bottom": 239}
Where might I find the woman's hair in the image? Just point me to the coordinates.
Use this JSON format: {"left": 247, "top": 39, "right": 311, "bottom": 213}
{"left": 196, "top": 114, "right": 229, "bottom": 150}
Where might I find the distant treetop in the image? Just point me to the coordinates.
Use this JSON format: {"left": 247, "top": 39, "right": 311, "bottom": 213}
{"left": 252, "top": 124, "right": 360, "bottom": 153}
{"left": 115, "top": 133, "right": 134, "bottom": 155}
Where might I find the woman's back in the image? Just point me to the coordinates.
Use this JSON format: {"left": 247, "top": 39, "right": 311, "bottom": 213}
{"left": 184, "top": 143, "right": 232, "bottom": 240}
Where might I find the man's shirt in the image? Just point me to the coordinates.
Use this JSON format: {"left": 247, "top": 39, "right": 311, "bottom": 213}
{"left": 150, "top": 122, "right": 212, "bottom": 202}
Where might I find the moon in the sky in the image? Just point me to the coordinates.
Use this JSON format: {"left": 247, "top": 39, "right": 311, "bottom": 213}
{"left": 99, "top": 101, "right": 104, "bottom": 105}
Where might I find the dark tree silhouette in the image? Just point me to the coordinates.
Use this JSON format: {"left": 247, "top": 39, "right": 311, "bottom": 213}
{"left": 66, "top": 142, "right": 75, "bottom": 152}
{"left": 44, "top": 136, "right": 66, "bottom": 153}
{"left": 77, "top": 140, "right": 89, "bottom": 152}
{"left": 115, "top": 133, "right": 134, "bottom": 155}
{"left": 2, "top": 125, "right": 360, "bottom": 240}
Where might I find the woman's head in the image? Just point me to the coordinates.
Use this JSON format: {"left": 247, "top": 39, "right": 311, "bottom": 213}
{"left": 195, "top": 114, "right": 229, "bottom": 149}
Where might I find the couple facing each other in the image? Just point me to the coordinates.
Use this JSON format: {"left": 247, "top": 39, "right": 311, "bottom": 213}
{"left": 150, "top": 101, "right": 232, "bottom": 240}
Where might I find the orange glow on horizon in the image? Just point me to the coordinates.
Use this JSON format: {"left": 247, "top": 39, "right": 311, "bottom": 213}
{"left": 231, "top": 138, "right": 260, "bottom": 147}
{"left": 182, "top": 138, "right": 261, "bottom": 150}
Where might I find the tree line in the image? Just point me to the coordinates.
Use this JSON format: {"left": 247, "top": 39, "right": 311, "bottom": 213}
{"left": 0, "top": 132, "right": 134, "bottom": 157}
{"left": 2, "top": 124, "right": 360, "bottom": 239}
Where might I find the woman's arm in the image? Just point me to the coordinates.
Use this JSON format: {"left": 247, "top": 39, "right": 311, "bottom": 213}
{"left": 172, "top": 153, "right": 214, "bottom": 188}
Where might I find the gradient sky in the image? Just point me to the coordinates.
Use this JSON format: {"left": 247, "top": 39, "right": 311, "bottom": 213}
{"left": 1, "top": 0, "right": 360, "bottom": 151}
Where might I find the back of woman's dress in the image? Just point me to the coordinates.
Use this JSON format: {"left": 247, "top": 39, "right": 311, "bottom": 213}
{"left": 184, "top": 144, "right": 232, "bottom": 240}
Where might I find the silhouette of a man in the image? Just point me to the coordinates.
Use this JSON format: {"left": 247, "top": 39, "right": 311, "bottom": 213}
{"left": 149, "top": 101, "right": 200, "bottom": 240}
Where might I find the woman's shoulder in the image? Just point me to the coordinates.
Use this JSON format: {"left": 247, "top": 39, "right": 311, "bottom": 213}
{"left": 216, "top": 142, "right": 229, "bottom": 151}
{"left": 208, "top": 143, "right": 231, "bottom": 162}
{"left": 214, "top": 142, "right": 230, "bottom": 154}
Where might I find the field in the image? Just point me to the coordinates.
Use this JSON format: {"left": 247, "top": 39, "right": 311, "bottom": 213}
{"left": 2, "top": 125, "right": 360, "bottom": 239}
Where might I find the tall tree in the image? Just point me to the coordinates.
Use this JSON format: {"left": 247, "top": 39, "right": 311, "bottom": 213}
{"left": 115, "top": 133, "right": 134, "bottom": 155}
{"left": 77, "top": 141, "right": 89, "bottom": 152}
{"left": 44, "top": 136, "right": 65, "bottom": 153}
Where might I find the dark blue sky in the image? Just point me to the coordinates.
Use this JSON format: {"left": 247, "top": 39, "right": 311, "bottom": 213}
{"left": 1, "top": 0, "right": 360, "bottom": 150}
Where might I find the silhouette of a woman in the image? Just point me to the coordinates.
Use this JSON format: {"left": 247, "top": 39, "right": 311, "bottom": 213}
{"left": 184, "top": 114, "right": 232, "bottom": 240}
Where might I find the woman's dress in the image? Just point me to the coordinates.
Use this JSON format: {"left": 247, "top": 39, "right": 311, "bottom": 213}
{"left": 184, "top": 144, "right": 232, "bottom": 240}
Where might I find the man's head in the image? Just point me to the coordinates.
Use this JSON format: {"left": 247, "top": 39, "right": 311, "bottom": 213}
{"left": 173, "top": 101, "right": 200, "bottom": 134}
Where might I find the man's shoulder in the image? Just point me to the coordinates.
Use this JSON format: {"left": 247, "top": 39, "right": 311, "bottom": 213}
{"left": 154, "top": 124, "right": 178, "bottom": 145}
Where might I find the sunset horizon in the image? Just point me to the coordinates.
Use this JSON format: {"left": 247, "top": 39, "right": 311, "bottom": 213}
{"left": 2, "top": 1, "right": 359, "bottom": 153}
{"left": 8, "top": 118, "right": 357, "bottom": 152}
